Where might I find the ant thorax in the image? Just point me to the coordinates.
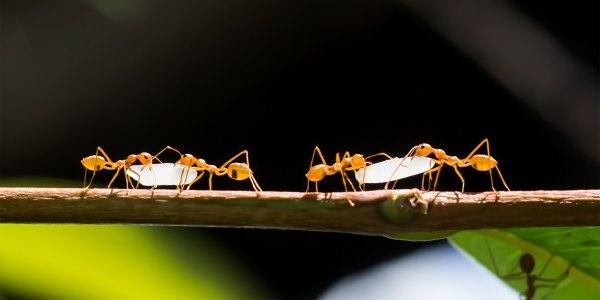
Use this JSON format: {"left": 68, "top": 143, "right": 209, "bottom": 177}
{"left": 432, "top": 149, "right": 446, "bottom": 159}
{"left": 331, "top": 162, "right": 344, "bottom": 172}
{"left": 125, "top": 154, "right": 138, "bottom": 165}
{"left": 177, "top": 154, "right": 197, "bottom": 167}
{"left": 443, "top": 155, "right": 461, "bottom": 165}
{"left": 206, "top": 164, "right": 220, "bottom": 172}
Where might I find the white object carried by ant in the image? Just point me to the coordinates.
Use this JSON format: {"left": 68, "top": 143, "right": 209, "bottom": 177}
{"left": 126, "top": 163, "right": 198, "bottom": 187}
{"left": 355, "top": 156, "right": 435, "bottom": 185}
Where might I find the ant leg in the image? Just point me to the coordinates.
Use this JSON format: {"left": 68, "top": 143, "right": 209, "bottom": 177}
{"left": 179, "top": 165, "right": 191, "bottom": 191}
{"left": 84, "top": 146, "right": 114, "bottom": 188}
{"left": 464, "top": 138, "right": 490, "bottom": 160}
{"left": 219, "top": 150, "right": 248, "bottom": 169}
{"left": 451, "top": 165, "right": 466, "bottom": 192}
{"left": 186, "top": 170, "right": 205, "bottom": 190}
{"left": 107, "top": 167, "right": 122, "bottom": 189}
{"left": 208, "top": 173, "right": 214, "bottom": 190}
{"left": 153, "top": 146, "right": 184, "bottom": 163}
{"left": 312, "top": 146, "right": 328, "bottom": 165}
{"left": 385, "top": 146, "right": 417, "bottom": 189}
{"left": 124, "top": 169, "right": 131, "bottom": 190}
{"left": 123, "top": 168, "right": 143, "bottom": 190}
{"left": 412, "top": 165, "right": 440, "bottom": 191}
{"left": 339, "top": 152, "right": 361, "bottom": 192}
{"left": 249, "top": 175, "right": 263, "bottom": 192}
{"left": 354, "top": 152, "right": 393, "bottom": 191}
{"left": 124, "top": 169, "right": 131, "bottom": 191}
{"left": 125, "top": 167, "right": 141, "bottom": 189}
{"left": 83, "top": 168, "right": 90, "bottom": 188}
{"left": 495, "top": 166, "right": 510, "bottom": 191}
{"left": 343, "top": 171, "right": 357, "bottom": 192}
{"left": 489, "top": 170, "right": 497, "bottom": 192}
{"left": 339, "top": 172, "right": 355, "bottom": 206}
{"left": 336, "top": 152, "right": 345, "bottom": 164}
{"left": 365, "top": 152, "right": 393, "bottom": 160}
{"left": 96, "top": 146, "right": 116, "bottom": 164}
{"left": 340, "top": 170, "right": 349, "bottom": 193}
{"left": 218, "top": 150, "right": 262, "bottom": 192}
{"left": 463, "top": 138, "right": 509, "bottom": 192}
{"left": 129, "top": 168, "right": 142, "bottom": 189}
{"left": 432, "top": 165, "right": 444, "bottom": 191}
{"left": 338, "top": 152, "right": 359, "bottom": 191}
{"left": 427, "top": 170, "right": 433, "bottom": 191}
{"left": 306, "top": 146, "right": 327, "bottom": 192}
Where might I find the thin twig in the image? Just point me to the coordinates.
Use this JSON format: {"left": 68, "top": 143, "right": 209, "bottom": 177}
{"left": 0, "top": 188, "right": 598, "bottom": 236}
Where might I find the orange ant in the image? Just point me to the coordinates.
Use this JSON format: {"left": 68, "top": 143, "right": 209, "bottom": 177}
{"left": 388, "top": 138, "right": 509, "bottom": 192}
{"left": 154, "top": 146, "right": 262, "bottom": 192}
{"left": 485, "top": 237, "right": 571, "bottom": 300}
{"left": 80, "top": 146, "right": 162, "bottom": 190}
{"left": 305, "top": 146, "right": 392, "bottom": 205}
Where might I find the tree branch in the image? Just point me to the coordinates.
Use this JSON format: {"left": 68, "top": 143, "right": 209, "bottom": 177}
{"left": 0, "top": 188, "right": 598, "bottom": 236}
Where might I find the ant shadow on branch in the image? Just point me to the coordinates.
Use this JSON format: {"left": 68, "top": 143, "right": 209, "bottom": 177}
{"left": 484, "top": 235, "right": 572, "bottom": 300}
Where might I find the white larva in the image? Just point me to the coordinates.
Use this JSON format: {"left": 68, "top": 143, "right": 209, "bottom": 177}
{"left": 127, "top": 163, "right": 198, "bottom": 186}
{"left": 355, "top": 156, "right": 435, "bottom": 184}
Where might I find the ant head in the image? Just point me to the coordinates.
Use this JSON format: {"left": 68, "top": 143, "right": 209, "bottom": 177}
{"left": 415, "top": 143, "right": 434, "bottom": 156}
{"left": 178, "top": 154, "right": 197, "bottom": 167}
{"left": 137, "top": 152, "right": 153, "bottom": 165}
{"left": 81, "top": 155, "right": 108, "bottom": 171}
{"left": 227, "top": 163, "right": 251, "bottom": 181}
{"left": 350, "top": 154, "right": 366, "bottom": 169}
{"left": 519, "top": 253, "right": 535, "bottom": 273}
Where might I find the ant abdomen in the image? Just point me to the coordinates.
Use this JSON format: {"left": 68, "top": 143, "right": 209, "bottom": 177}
{"left": 227, "top": 163, "right": 251, "bottom": 181}
{"left": 81, "top": 155, "right": 107, "bottom": 171}
{"left": 469, "top": 154, "right": 498, "bottom": 171}
{"left": 306, "top": 164, "right": 329, "bottom": 182}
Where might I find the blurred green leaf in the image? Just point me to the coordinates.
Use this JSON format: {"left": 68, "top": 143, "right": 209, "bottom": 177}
{"left": 0, "top": 178, "right": 264, "bottom": 300}
{"left": 449, "top": 228, "right": 600, "bottom": 300}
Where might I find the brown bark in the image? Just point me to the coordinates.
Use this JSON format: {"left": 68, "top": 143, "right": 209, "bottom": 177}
{"left": 0, "top": 188, "right": 598, "bottom": 236}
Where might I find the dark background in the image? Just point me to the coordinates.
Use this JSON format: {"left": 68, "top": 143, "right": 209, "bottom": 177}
{"left": 1, "top": 1, "right": 598, "bottom": 299}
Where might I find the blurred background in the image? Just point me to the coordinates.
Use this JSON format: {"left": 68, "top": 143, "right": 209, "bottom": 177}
{"left": 0, "top": 0, "right": 598, "bottom": 299}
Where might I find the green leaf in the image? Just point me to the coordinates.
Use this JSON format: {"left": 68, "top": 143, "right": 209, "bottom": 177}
{"left": 449, "top": 228, "right": 600, "bottom": 300}
{"left": 0, "top": 225, "right": 264, "bottom": 300}
{"left": 0, "top": 178, "right": 264, "bottom": 300}
{"left": 384, "top": 230, "right": 458, "bottom": 241}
